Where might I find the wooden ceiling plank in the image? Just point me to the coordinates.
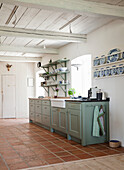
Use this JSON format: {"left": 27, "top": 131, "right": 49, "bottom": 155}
{"left": 0, "top": 44, "right": 59, "bottom": 54}
{"left": 85, "top": 0, "right": 122, "bottom": 5}
{"left": 26, "top": 9, "right": 53, "bottom": 29}
{"left": 37, "top": 11, "right": 64, "bottom": 30}
{"left": 0, "top": 26, "right": 86, "bottom": 42}
{"left": 2, "top": 36, "right": 16, "bottom": 45}
{"left": 15, "top": 8, "right": 40, "bottom": 28}
{"left": 5, "top": 5, "right": 18, "bottom": 25}
{"left": 59, "top": 15, "right": 82, "bottom": 30}
{"left": 0, "top": 0, "right": 124, "bottom": 17}
{"left": 0, "top": 3, "right": 14, "bottom": 25}
{"left": 0, "top": 56, "right": 41, "bottom": 62}
{"left": 45, "top": 12, "right": 77, "bottom": 31}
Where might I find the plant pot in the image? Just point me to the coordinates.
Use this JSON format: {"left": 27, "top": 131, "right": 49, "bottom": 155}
{"left": 109, "top": 140, "right": 120, "bottom": 148}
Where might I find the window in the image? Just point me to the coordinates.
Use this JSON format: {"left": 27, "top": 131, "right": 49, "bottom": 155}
{"left": 71, "top": 54, "right": 91, "bottom": 97}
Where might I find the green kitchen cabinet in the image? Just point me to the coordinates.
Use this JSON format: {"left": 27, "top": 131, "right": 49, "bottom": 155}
{"left": 67, "top": 102, "right": 82, "bottom": 139}
{"left": 29, "top": 99, "right": 35, "bottom": 121}
{"left": 51, "top": 107, "right": 67, "bottom": 133}
{"left": 51, "top": 107, "right": 58, "bottom": 129}
{"left": 81, "top": 101, "right": 109, "bottom": 146}
{"left": 58, "top": 108, "right": 67, "bottom": 133}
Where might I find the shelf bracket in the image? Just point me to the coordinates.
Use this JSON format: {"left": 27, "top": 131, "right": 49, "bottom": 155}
{"left": 59, "top": 63, "right": 64, "bottom": 67}
{"left": 59, "top": 74, "right": 65, "bottom": 80}
{"left": 50, "top": 76, "right": 55, "bottom": 81}
{"left": 43, "top": 87, "right": 48, "bottom": 94}
{"left": 43, "top": 68, "right": 47, "bottom": 73}
{"left": 58, "top": 85, "right": 66, "bottom": 93}
{"left": 51, "top": 86, "right": 55, "bottom": 92}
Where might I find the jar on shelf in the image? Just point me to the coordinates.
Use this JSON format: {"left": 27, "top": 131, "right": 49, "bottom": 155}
{"left": 100, "top": 68, "right": 104, "bottom": 77}
{"left": 105, "top": 67, "right": 111, "bottom": 76}
{"left": 110, "top": 65, "right": 116, "bottom": 75}
{"left": 116, "top": 64, "right": 123, "bottom": 75}
{"left": 100, "top": 55, "right": 106, "bottom": 65}
{"left": 95, "top": 69, "right": 100, "bottom": 77}
{"left": 94, "top": 57, "right": 100, "bottom": 66}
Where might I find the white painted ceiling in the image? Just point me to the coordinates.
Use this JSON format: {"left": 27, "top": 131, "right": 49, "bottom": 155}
{"left": 0, "top": 0, "right": 123, "bottom": 58}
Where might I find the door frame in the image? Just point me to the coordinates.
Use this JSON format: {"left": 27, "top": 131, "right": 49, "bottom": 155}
{"left": 1, "top": 74, "right": 16, "bottom": 118}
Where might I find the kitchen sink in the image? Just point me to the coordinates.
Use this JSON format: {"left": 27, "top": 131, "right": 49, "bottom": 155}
{"left": 50, "top": 98, "right": 81, "bottom": 108}
{"left": 50, "top": 99, "right": 66, "bottom": 108}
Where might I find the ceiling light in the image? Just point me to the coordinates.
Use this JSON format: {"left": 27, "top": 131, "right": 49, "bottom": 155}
{"left": 71, "top": 64, "right": 82, "bottom": 70}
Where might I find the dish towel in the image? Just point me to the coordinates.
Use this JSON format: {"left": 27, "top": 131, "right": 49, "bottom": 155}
{"left": 98, "top": 107, "right": 105, "bottom": 136}
{"left": 93, "top": 106, "right": 100, "bottom": 137}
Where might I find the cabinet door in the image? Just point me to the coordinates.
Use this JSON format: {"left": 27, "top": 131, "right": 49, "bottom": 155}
{"left": 35, "top": 114, "right": 41, "bottom": 123}
{"left": 51, "top": 108, "right": 58, "bottom": 129}
{"left": 35, "top": 104, "right": 42, "bottom": 114}
{"left": 29, "top": 112, "right": 34, "bottom": 121}
{"left": 42, "top": 115, "right": 50, "bottom": 127}
{"left": 68, "top": 109, "right": 81, "bottom": 139}
{"left": 58, "top": 108, "right": 67, "bottom": 133}
{"left": 42, "top": 105, "right": 50, "bottom": 116}
{"left": 82, "top": 102, "right": 109, "bottom": 145}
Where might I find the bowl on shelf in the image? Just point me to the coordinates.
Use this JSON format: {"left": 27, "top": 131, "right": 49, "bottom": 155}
{"left": 59, "top": 67, "right": 67, "bottom": 72}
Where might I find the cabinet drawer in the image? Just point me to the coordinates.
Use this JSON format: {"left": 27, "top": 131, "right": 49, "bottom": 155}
{"left": 29, "top": 104, "right": 35, "bottom": 112}
{"left": 35, "top": 114, "right": 41, "bottom": 123}
{"left": 29, "top": 99, "right": 35, "bottom": 104}
{"left": 42, "top": 105, "right": 50, "bottom": 116}
{"left": 42, "top": 100, "right": 50, "bottom": 106}
{"left": 35, "top": 100, "right": 42, "bottom": 105}
{"left": 29, "top": 112, "right": 34, "bottom": 121}
{"left": 35, "top": 105, "right": 42, "bottom": 114}
{"left": 42, "top": 115, "right": 50, "bottom": 127}
{"left": 67, "top": 102, "right": 81, "bottom": 110}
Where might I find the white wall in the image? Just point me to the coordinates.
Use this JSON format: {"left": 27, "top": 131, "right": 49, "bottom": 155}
{"left": 0, "top": 62, "right": 35, "bottom": 118}
{"left": 58, "top": 19, "right": 124, "bottom": 146}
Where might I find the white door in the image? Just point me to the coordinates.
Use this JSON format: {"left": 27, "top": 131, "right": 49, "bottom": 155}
{"left": 2, "top": 75, "right": 16, "bottom": 118}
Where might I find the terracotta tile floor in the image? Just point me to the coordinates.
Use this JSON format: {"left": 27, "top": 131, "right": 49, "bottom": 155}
{"left": 0, "top": 119, "right": 124, "bottom": 170}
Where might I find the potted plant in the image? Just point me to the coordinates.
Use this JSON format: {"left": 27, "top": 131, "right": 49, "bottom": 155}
{"left": 68, "top": 88, "right": 76, "bottom": 98}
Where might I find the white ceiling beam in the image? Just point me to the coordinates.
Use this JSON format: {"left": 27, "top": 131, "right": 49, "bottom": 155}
{"left": 0, "top": 56, "right": 41, "bottom": 62}
{"left": 0, "top": 26, "right": 86, "bottom": 42}
{"left": 0, "top": 45, "right": 59, "bottom": 54}
{"left": 0, "top": 0, "right": 124, "bottom": 18}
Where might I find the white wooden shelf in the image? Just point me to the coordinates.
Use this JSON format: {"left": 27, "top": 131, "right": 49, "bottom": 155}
{"left": 94, "top": 74, "right": 124, "bottom": 80}
{"left": 93, "top": 59, "right": 124, "bottom": 69}
{"left": 93, "top": 51, "right": 124, "bottom": 69}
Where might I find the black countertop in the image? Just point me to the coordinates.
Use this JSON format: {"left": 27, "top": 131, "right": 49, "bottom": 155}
{"left": 65, "top": 98, "right": 110, "bottom": 102}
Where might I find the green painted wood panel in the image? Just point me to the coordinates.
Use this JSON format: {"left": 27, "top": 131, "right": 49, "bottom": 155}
{"left": 68, "top": 108, "right": 81, "bottom": 139}
{"left": 81, "top": 102, "right": 109, "bottom": 146}
{"left": 42, "top": 115, "right": 50, "bottom": 127}
{"left": 42, "top": 105, "right": 50, "bottom": 116}
{"left": 51, "top": 107, "right": 59, "bottom": 129}
{"left": 35, "top": 104, "right": 42, "bottom": 114}
{"left": 58, "top": 108, "right": 67, "bottom": 133}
